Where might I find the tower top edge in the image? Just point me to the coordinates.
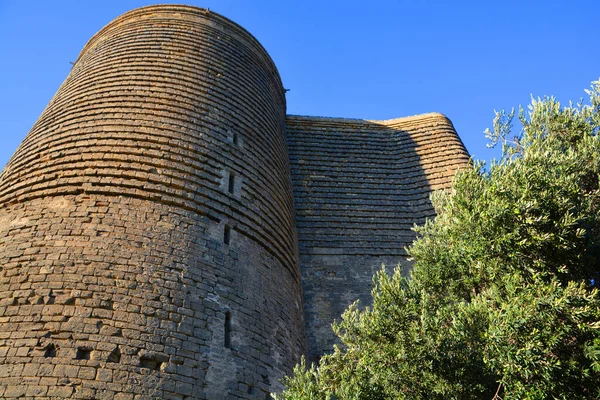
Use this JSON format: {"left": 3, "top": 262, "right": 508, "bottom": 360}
{"left": 286, "top": 112, "right": 452, "bottom": 126}
{"left": 75, "top": 4, "right": 283, "bottom": 88}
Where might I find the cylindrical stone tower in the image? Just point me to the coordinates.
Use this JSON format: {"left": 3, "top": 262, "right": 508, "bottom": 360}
{"left": 0, "top": 5, "right": 305, "bottom": 399}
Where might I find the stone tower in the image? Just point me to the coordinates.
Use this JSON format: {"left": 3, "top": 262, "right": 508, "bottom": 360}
{"left": 0, "top": 5, "right": 305, "bottom": 399}
{"left": 0, "top": 4, "right": 470, "bottom": 400}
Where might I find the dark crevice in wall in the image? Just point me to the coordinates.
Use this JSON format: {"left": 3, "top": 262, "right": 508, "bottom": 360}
{"left": 228, "top": 172, "right": 235, "bottom": 194}
{"left": 107, "top": 346, "right": 121, "bottom": 363}
{"left": 224, "top": 311, "right": 232, "bottom": 348}
{"left": 224, "top": 224, "right": 231, "bottom": 245}
{"left": 44, "top": 344, "right": 56, "bottom": 358}
{"left": 76, "top": 348, "right": 91, "bottom": 360}
{"left": 140, "top": 356, "right": 163, "bottom": 371}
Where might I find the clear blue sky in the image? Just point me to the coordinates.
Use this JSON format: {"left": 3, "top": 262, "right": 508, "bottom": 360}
{"left": 1, "top": 0, "right": 598, "bottom": 170}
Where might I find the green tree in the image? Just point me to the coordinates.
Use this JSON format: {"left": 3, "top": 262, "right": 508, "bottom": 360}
{"left": 275, "top": 80, "right": 600, "bottom": 399}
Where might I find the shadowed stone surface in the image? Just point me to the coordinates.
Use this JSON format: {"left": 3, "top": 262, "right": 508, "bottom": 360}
{"left": 286, "top": 114, "right": 469, "bottom": 361}
{"left": 0, "top": 4, "right": 469, "bottom": 399}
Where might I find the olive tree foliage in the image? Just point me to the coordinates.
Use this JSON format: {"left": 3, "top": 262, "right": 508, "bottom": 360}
{"left": 274, "top": 80, "right": 600, "bottom": 400}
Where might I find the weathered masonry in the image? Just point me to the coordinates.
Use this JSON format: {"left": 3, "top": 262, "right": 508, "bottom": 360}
{"left": 0, "top": 5, "right": 469, "bottom": 399}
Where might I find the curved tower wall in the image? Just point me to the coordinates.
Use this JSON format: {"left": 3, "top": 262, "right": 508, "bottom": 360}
{"left": 0, "top": 5, "right": 305, "bottom": 399}
{"left": 286, "top": 114, "right": 470, "bottom": 361}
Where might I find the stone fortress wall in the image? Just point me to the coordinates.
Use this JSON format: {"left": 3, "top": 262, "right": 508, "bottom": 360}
{"left": 0, "top": 5, "right": 305, "bottom": 399}
{"left": 287, "top": 114, "right": 470, "bottom": 361}
{"left": 0, "top": 4, "right": 469, "bottom": 399}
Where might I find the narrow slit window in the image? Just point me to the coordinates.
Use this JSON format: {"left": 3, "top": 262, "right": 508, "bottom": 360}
{"left": 224, "top": 225, "right": 231, "bottom": 245}
{"left": 228, "top": 173, "right": 235, "bottom": 194}
{"left": 232, "top": 131, "right": 239, "bottom": 145}
{"left": 224, "top": 311, "right": 232, "bottom": 348}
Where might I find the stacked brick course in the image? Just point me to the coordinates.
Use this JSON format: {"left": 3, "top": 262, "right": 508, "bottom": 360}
{"left": 0, "top": 4, "right": 469, "bottom": 398}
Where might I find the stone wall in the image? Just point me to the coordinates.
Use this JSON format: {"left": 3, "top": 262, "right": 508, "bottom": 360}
{"left": 0, "top": 5, "right": 305, "bottom": 399}
{"left": 0, "top": 4, "right": 472, "bottom": 398}
{"left": 286, "top": 114, "right": 469, "bottom": 361}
